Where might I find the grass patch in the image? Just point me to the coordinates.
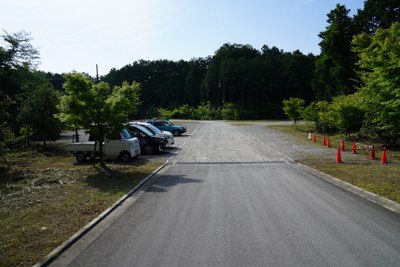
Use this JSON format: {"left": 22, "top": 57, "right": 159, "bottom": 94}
{"left": 269, "top": 125, "right": 400, "bottom": 205}
{"left": 0, "top": 142, "right": 162, "bottom": 267}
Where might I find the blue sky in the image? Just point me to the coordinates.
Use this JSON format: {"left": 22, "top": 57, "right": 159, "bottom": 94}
{"left": 1, "top": 0, "right": 366, "bottom": 76}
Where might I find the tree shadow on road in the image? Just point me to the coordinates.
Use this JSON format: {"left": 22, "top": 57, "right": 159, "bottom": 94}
{"left": 146, "top": 174, "right": 203, "bottom": 193}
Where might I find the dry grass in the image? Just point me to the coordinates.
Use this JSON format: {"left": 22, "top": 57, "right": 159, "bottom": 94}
{"left": 0, "top": 142, "right": 162, "bottom": 267}
{"left": 269, "top": 124, "right": 400, "bottom": 204}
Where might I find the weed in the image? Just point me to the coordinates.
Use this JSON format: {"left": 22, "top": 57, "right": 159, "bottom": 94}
{"left": 270, "top": 125, "right": 400, "bottom": 205}
{"left": 0, "top": 142, "right": 162, "bottom": 266}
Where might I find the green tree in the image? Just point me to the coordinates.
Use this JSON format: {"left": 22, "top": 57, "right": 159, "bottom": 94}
{"left": 0, "top": 91, "right": 15, "bottom": 163}
{"left": 0, "top": 30, "right": 41, "bottom": 133}
{"left": 196, "top": 102, "right": 210, "bottom": 120}
{"left": 282, "top": 98, "right": 305, "bottom": 129}
{"left": 173, "top": 104, "right": 191, "bottom": 119}
{"left": 26, "top": 83, "right": 62, "bottom": 149}
{"left": 326, "top": 94, "right": 364, "bottom": 138}
{"left": 157, "top": 108, "right": 174, "bottom": 120}
{"left": 316, "top": 101, "right": 330, "bottom": 134}
{"left": 301, "top": 102, "right": 319, "bottom": 131}
{"left": 60, "top": 72, "right": 141, "bottom": 166}
{"left": 355, "top": 0, "right": 400, "bottom": 34}
{"left": 352, "top": 22, "right": 400, "bottom": 145}
{"left": 312, "top": 4, "right": 358, "bottom": 101}
{"left": 221, "top": 102, "right": 236, "bottom": 120}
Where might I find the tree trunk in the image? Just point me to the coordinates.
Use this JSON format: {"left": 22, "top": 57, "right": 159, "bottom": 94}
{"left": 93, "top": 140, "right": 97, "bottom": 167}
{"left": 99, "top": 135, "right": 105, "bottom": 167}
{"left": 27, "top": 126, "right": 30, "bottom": 147}
{"left": 222, "top": 80, "right": 226, "bottom": 103}
{"left": 75, "top": 129, "right": 79, "bottom": 142}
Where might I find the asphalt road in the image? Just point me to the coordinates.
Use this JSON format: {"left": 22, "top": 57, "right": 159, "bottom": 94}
{"left": 51, "top": 121, "right": 400, "bottom": 267}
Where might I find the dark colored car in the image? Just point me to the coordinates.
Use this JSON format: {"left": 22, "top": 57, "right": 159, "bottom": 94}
{"left": 127, "top": 124, "right": 168, "bottom": 155}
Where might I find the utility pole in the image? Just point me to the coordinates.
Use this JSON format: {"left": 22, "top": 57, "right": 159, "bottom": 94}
{"left": 96, "top": 64, "right": 99, "bottom": 83}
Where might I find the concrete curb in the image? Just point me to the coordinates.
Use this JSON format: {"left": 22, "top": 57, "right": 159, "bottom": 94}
{"left": 295, "top": 163, "right": 400, "bottom": 215}
{"left": 33, "top": 164, "right": 166, "bottom": 267}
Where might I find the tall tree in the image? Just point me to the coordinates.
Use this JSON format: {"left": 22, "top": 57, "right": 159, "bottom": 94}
{"left": 0, "top": 30, "right": 41, "bottom": 132}
{"left": 312, "top": 4, "right": 358, "bottom": 101}
{"left": 20, "top": 83, "right": 62, "bottom": 149}
{"left": 0, "top": 91, "right": 15, "bottom": 162}
{"left": 355, "top": 0, "right": 400, "bottom": 34}
{"left": 60, "top": 72, "right": 141, "bottom": 166}
{"left": 352, "top": 22, "right": 400, "bottom": 145}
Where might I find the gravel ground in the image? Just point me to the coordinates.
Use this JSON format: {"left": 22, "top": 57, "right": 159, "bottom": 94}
{"left": 233, "top": 121, "right": 339, "bottom": 161}
{"left": 173, "top": 120, "right": 364, "bottom": 164}
{"left": 59, "top": 121, "right": 367, "bottom": 164}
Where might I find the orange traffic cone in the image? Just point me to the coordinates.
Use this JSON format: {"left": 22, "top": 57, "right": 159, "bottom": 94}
{"left": 313, "top": 133, "right": 316, "bottom": 142}
{"left": 381, "top": 147, "right": 387, "bottom": 163}
{"left": 308, "top": 131, "right": 312, "bottom": 140}
{"left": 336, "top": 147, "right": 342, "bottom": 163}
{"left": 322, "top": 135, "right": 326, "bottom": 146}
{"left": 351, "top": 141, "right": 357, "bottom": 154}
{"left": 368, "top": 145, "right": 376, "bottom": 160}
{"left": 340, "top": 139, "right": 346, "bottom": 151}
{"left": 327, "top": 137, "right": 331, "bottom": 147}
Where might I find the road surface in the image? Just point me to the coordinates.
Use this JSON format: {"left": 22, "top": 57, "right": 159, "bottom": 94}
{"left": 50, "top": 121, "right": 400, "bottom": 267}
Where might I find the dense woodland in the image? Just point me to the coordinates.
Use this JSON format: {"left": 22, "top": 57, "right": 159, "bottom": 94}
{"left": 101, "top": 46, "right": 316, "bottom": 119}
{"left": 1, "top": 0, "right": 400, "bottom": 151}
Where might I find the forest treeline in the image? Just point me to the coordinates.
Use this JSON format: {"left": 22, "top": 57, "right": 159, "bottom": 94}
{"left": 101, "top": 45, "right": 316, "bottom": 119}
{"left": 1, "top": 0, "right": 400, "bottom": 152}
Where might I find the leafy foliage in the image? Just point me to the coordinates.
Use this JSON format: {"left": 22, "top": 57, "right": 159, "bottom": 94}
{"left": 0, "top": 91, "right": 15, "bottom": 157}
{"left": 0, "top": 30, "right": 42, "bottom": 132}
{"left": 312, "top": 4, "right": 358, "bottom": 101}
{"left": 326, "top": 94, "right": 364, "bottom": 137}
{"left": 19, "top": 83, "right": 62, "bottom": 149}
{"left": 158, "top": 108, "right": 174, "bottom": 120}
{"left": 221, "top": 103, "right": 236, "bottom": 120}
{"left": 282, "top": 98, "right": 305, "bottom": 128}
{"left": 352, "top": 22, "right": 400, "bottom": 145}
{"left": 60, "top": 72, "right": 141, "bottom": 166}
{"left": 355, "top": 0, "right": 400, "bottom": 34}
{"left": 102, "top": 44, "right": 316, "bottom": 120}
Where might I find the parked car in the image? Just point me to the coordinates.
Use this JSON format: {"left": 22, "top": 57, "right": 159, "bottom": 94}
{"left": 127, "top": 124, "right": 169, "bottom": 155}
{"left": 130, "top": 122, "right": 174, "bottom": 148}
{"left": 67, "top": 129, "right": 140, "bottom": 163}
{"left": 146, "top": 119, "right": 186, "bottom": 136}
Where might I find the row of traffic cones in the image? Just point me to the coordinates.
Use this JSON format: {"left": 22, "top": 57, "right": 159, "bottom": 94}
{"left": 308, "top": 132, "right": 388, "bottom": 163}
{"left": 336, "top": 147, "right": 387, "bottom": 163}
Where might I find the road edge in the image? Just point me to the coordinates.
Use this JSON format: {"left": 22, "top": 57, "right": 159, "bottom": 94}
{"left": 33, "top": 163, "right": 166, "bottom": 267}
{"left": 295, "top": 163, "right": 400, "bottom": 214}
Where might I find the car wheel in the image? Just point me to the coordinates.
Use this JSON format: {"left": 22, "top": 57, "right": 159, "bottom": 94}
{"left": 119, "top": 151, "right": 131, "bottom": 162}
{"left": 76, "top": 152, "right": 87, "bottom": 163}
{"left": 143, "top": 144, "right": 155, "bottom": 155}
{"left": 172, "top": 130, "right": 179, "bottom": 136}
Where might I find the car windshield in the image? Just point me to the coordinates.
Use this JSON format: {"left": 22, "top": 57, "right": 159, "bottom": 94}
{"left": 135, "top": 125, "right": 154, "bottom": 136}
{"left": 121, "top": 128, "right": 133, "bottom": 139}
{"left": 144, "top": 124, "right": 161, "bottom": 133}
{"left": 166, "top": 121, "right": 174, "bottom": 126}
{"left": 141, "top": 125, "right": 156, "bottom": 134}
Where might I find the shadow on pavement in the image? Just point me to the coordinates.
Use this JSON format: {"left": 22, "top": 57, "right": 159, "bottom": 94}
{"left": 147, "top": 174, "right": 203, "bottom": 193}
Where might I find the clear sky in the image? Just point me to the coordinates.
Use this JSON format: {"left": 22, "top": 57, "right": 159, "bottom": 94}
{"left": 1, "top": 0, "right": 366, "bottom": 76}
